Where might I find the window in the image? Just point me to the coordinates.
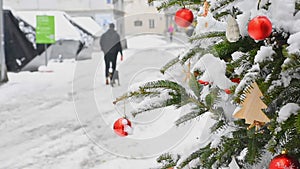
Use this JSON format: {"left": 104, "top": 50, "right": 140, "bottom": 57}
{"left": 134, "top": 20, "right": 143, "bottom": 27}
{"left": 149, "top": 19, "right": 155, "bottom": 29}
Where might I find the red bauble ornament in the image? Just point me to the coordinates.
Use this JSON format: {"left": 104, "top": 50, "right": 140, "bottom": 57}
{"left": 269, "top": 153, "right": 300, "bottom": 169}
{"left": 113, "top": 117, "right": 133, "bottom": 137}
{"left": 230, "top": 78, "right": 240, "bottom": 84}
{"left": 175, "top": 8, "right": 194, "bottom": 28}
{"left": 224, "top": 89, "right": 231, "bottom": 94}
{"left": 248, "top": 16, "right": 272, "bottom": 40}
{"left": 198, "top": 80, "right": 210, "bottom": 86}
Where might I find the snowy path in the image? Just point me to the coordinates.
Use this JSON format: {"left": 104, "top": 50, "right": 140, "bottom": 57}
{"left": 0, "top": 35, "right": 204, "bottom": 169}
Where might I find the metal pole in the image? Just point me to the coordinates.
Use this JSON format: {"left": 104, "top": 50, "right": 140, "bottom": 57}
{"left": 44, "top": 44, "right": 48, "bottom": 66}
{"left": 0, "top": 0, "right": 8, "bottom": 82}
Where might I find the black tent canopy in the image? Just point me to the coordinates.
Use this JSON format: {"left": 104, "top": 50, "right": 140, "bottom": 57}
{"left": 4, "top": 9, "right": 47, "bottom": 72}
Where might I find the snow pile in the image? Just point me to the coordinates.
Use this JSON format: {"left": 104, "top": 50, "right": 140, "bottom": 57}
{"left": 71, "top": 16, "right": 103, "bottom": 37}
{"left": 193, "top": 54, "right": 234, "bottom": 90}
{"left": 195, "top": 13, "right": 226, "bottom": 34}
{"left": 126, "top": 34, "right": 183, "bottom": 49}
{"left": 269, "top": 0, "right": 295, "bottom": 33}
{"left": 254, "top": 46, "right": 275, "bottom": 63}
{"left": 287, "top": 32, "right": 300, "bottom": 54}
{"left": 277, "top": 103, "right": 300, "bottom": 123}
{"left": 231, "top": 51, "right": 245, "bottom": 61}
{"left": 130, "top": 89, "right": 172, "bottom": 113}
{"left": 16, "top": 11, "right": 82, "bottom": 41}
{"left": 194, "top": 0, "right": 300, "bottom": 58}
{"left": 0, "top": 35, "right": 188, "bottom": 169}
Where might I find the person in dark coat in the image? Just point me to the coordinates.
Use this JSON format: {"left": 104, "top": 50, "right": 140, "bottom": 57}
{"left": 100, "top": 23, "right": 123, "bottom": 85}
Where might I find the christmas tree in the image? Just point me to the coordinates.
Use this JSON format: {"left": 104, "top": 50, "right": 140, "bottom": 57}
{"left": 114, "top": 0, "right": 300, "bottom": 168}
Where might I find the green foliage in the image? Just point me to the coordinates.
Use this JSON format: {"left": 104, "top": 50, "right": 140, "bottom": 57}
{"left": 175, "top": 109, "right": 207, "bottom": 126}
{"left": 226, "top": 53, "right": 250, "bottom": 77}
{"left": 264, "top": 47, "right": 286, "bottom": 87}
{"left": 269, "top": 114, "right": 300, "bottom": 157}
{"left": 151, "top": 0, "right": 204, "bottom": 11}
{"left": 205, "top": 93, "right": 214, "bottom": 108}
{"left": 245, "top": 132, "right": 264, "bottom": 165}
{"left": 160, "top": 33, "right": 224, "bottom": 70}
{"left": 205, "top": 87, "right": 221, "bottom": 108}
{"left": 149, "top": 0, "right": 180, "bottom": 11}
{"left": 210, "top": 0, "right": 240, "bottom": 20}
{"left": 189, "top": 31, "right": 226, "bottom": 45}
{"left": 178, "top": 144, "right": 211, "bottom": 168}
{"left": 213, "top": 37, "right": 262, "bottom": 62}
{"left": 188, "top": 75, "right": 202, "bottom": 98}
{"left": 180, "top": 47, "right": 209, "bottom": 65}
{"left": 114, "top": 80, "right": 207, "bottom": 117}
{"left": 296, "top": 112, "right": 300, "bottom": 134}
{"left": 116, "top": 0, "right": 300, "bottom": 168}
{"left": 180, "top": 136, "right": 241, "bottom": 168}
{"left": 210, "top": 120, "right": 226, "bottom": 133}
{"left": 296, "top": 0, "right": 300, "bottom": 14}
{"left": 215, "top": 138, "right": 241, "bottom": 167}
{"left": 281, "top": 52, "right": 300, "bottom": 71}
{"left": 266, "top": 80, "right": 300, "bottom": 119}
{"left": 157, "top": 153, "right": 180, "bottom": 169}
{"left": 210, "top": 0, "right": 238, "bottom": 13}
{"left": 160, "top": 57, "right": 180, "bottom": 74}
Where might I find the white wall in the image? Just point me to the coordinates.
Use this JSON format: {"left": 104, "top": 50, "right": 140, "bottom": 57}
{"left": 125, "top": 13, "right": 165, "bottom": 35}
{"left": 4, "top": 0, "right": 114, "bottom": 11}
{"left": 4, "top": 0, "right": 125, "bottom": 38}
{"left": 124, "top": 0, "right": 166, "bottom": 35}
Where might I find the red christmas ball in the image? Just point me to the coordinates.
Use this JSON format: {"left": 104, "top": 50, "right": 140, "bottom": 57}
{"left": 269, "top": 153, "right": 300, "bottom": 169}
{"left": 113, "top": 117, "right": 132, "bottom": 137}
{"left": 198, "top": 80, "right": 210, "bottom": 86}
{"left": 175, "top": 8, "right": 194, "bottom": 28}
{"left": 230, "top": 78, "right": 240, "bottom": 84}
{"left": 224, "top": 89, "right": 231, "bottom": 94}
{"left": 248, "top": 16, "right": 272, "bottom": 40}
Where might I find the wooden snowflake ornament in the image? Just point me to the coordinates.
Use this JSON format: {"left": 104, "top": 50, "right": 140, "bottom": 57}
{"left": 233, "top": 82, "right": 270, "bottom": 130}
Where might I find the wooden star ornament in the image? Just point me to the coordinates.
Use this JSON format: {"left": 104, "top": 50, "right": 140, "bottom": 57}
{"left": 183, "top": 61, "right": 191, "bottom": 83}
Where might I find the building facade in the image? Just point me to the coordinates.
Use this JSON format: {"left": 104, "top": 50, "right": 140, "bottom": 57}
{"left": 3, "top": 0, "right": 125, "bottom": 38}
{"left": 124, "top": 0, "right": 166, "bottom": 36}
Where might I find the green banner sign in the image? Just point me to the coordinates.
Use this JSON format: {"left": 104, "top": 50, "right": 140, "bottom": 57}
{"left": 36, "top": 15, "right": 55, "bottom": 44}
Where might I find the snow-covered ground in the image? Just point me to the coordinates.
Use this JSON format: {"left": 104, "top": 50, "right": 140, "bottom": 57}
{"left": 0, "top": 35, "right": 215, "bottom": 169}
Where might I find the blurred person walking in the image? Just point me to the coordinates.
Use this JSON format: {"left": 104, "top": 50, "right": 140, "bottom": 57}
{"left": 100, "top": 23, "right": 123, "bottom": 85}
{"left": 168, "top": 25, "right": 174, "bottom": 42}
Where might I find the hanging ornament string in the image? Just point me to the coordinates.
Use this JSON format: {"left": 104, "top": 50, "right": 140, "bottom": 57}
{"left": 183, "top": 60, "right": 191, "bottom": 82}
{"left": 113, "top": 100, "right": 133, "bottom": 137}
{"left": 175, "top": 3, "right": 194, "bottom": 28}
{"left": 180, "top": 0, "right": 185, "bottom": 8}
{"left": 257, "top": 0, "right": 262, "bottom": 10}
{"left": 123, "top": 100, "right": 126, "bottom": 118}
{"left": 111, "top": 98, "right": 127, "bottom": 116}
